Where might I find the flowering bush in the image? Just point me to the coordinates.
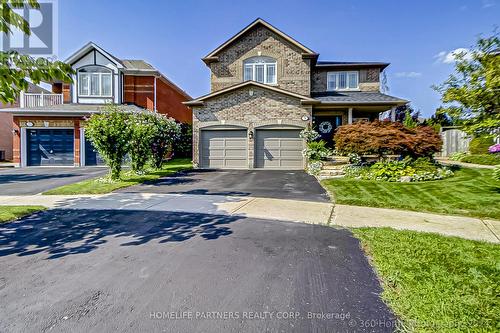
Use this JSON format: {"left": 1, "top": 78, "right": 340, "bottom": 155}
{"left": 306, "top": 160, "right": 323, "bottom": 175}
{"left": 299, "top": 128, "right": 320, "bottom": 142}
{"left": 488, "top": 144, "right": 500, "bottom": 154}
{"left": 348, "top": 153, "right": 362, "bottom": 165}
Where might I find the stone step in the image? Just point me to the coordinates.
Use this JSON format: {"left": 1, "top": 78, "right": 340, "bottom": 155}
{"left": 322, "top": 164, "right": 346, "bottom": 170}
{"left": 318, "top": 169, "right": 345, "bottom": 177}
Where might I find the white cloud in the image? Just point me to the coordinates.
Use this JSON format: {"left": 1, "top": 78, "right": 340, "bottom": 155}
{"left": 482, "top": 0, "right": 495, "bottom": 8}
{"left": 434, "top": 48, "right": 473, "bottom": 64}
{"left": 394, "top": 71, "right": 422, "bottom": 78}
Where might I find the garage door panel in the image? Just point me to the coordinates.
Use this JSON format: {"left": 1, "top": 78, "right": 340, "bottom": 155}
{"left": 255, "top": 129, "right": 304, "bottom": 169}
{"left": 201, "top": 130, "right": 247, "bottom": 169}
{"left": 27, "top": 129, "right": 74, "bottom": 166}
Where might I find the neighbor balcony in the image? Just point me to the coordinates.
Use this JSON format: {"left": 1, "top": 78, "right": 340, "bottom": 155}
{"left": 20, "top": 91, "right": 64, "bottom": 108}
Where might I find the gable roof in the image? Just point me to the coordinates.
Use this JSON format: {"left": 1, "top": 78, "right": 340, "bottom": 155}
{"left": 202, "top": 18, "right": 318, "bottom": 64}
{"left": 65, "top": 42, "right": 124, "bottom": 68}
{"left": 184, "top": 81, "right": 317, "bottom": 106}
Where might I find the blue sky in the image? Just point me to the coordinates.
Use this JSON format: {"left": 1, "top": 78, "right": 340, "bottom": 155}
{"left": 58, "top": 0, "right": 499, "bottom": 117}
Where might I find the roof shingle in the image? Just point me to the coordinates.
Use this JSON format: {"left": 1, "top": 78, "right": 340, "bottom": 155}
{"left": 312, "top": 91, "right": 407, "bottom": 104}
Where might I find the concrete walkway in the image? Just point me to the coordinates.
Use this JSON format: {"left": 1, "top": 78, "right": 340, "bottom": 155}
{"left": 0, "top": 193, "right": 334, "bottom": 225}
{"left": 332, "top": 204, "right": 500, "bottom": 243}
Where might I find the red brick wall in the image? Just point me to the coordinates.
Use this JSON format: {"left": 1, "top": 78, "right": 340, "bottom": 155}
{"left": 156, "top": 78, "right": 192, "bottom": 124}
{"left": 123, "top": 75, "right": 192, "bottom": 124}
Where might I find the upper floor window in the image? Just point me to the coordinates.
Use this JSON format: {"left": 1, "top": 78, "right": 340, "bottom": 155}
{"left": 327, "top": 71, "right": 359, "bottom": 91}
{"left": 78, "top": 66, "right": 112, "bottom": 97}
{"left": 243, "top": 56, "right": 277, "bottom": 84}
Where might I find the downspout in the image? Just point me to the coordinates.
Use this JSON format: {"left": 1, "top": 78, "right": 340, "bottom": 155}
{"left": 154, "top": 76, "right": 157, "bottom": 113}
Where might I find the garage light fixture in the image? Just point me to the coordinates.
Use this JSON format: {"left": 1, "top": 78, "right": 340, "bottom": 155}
{"left": 248, "top": 130, "right": 254, "bottom": 139}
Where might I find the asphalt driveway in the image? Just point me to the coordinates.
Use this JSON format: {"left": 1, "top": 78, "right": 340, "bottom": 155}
{"left": 120, "top": 169, "right": 330, "bottom": 202}
{"left": 0, "top": 209, "right": 395, "bottom": 332}
{"left": 0, "top": 167, "right": 107, "bottom": 195}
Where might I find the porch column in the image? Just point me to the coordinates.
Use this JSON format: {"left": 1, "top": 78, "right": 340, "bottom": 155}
{"left": 390, "top": 106, "right": 396, "bottom": 122}
{"left": 348, "top": 108, "right": 353, "bottom": 124}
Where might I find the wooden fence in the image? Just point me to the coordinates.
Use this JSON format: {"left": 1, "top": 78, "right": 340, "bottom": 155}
{"left": 440, "top": 127, "right": 471, "bottom": 157}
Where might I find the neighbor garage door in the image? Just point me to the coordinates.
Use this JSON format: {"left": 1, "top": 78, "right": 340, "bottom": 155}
{"left": 200, "top": 130, "right": 247, "bottom": 169}
{"left": 27, "top": 129, "right": 74, "bottom": 166}
{"left": 255, "top": 129, "right": 304, "bottom": 169}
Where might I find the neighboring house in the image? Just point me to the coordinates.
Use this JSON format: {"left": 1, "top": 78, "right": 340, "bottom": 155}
{"left": 1, "top": 42, "right": 191, "bottom": 167}
{"left": 185, "top": 18, "right": 408, "bottom": 170}
{"left": 0, "top": 83, "right": 51, "bottom": 162}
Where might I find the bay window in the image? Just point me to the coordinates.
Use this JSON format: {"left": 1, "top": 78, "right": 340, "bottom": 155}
{"left": 243, "top": 56, "right": 277, "bottom": 84}
{"left": 78, "top": 66, "right": 112, "bottom": 97}
{"left": 327, "top": 71, "right": 359, "bottom": 91}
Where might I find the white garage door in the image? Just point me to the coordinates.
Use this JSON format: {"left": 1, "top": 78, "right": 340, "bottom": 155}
{"left": 200, "top": 130, "right": 247, "bottom": 169}
{"left": 255, "top": 129, "right": 304, "bottom": 169}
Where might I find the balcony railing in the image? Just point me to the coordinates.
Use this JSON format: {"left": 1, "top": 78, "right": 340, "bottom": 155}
{"left": 20, "top": 91, "right": 64, "bottom": 108}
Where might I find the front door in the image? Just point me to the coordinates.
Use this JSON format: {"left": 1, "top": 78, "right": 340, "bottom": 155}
{"left": 313, "top": 116, "right": 342, "bottom": 147}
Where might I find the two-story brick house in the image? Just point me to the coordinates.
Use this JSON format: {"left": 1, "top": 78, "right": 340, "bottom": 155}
{"left": 185, "top": 18, "right": 408, "bottom": 170}
{"left": 1, "top": 42, "right": 191, "bottom": 167}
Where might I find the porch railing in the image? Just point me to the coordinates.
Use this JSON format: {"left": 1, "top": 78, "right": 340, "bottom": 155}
{"left": 20, "top": 91, "right": 64, "bottom": 108}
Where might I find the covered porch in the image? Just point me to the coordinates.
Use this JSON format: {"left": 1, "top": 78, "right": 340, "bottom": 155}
{"left": 310, "top": 91, "right": 408, "bottom": 145}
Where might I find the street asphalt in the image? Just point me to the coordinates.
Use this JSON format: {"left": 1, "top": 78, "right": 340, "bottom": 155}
{"left": 119, "top": 169, "right": 331, "bottom": 202}
{"left": 0, "top": 209, "right": 395, "bottom": 332}
{"left": 0, "top": 167, "right": 108, "bottom": 195}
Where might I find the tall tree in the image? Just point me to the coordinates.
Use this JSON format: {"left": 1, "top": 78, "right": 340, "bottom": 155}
{"left": 0, "top": 0, "right": 73, "bottom": 103}
{"left": 433, "top": 32, "right": 500, "bottom": 136}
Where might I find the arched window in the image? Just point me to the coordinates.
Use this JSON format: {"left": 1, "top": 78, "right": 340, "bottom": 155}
{"left": 243, "top": 56, "right": 277, "bottom": 84}
{"left": 78, "top": 66, "right": 112, "bottom": 97}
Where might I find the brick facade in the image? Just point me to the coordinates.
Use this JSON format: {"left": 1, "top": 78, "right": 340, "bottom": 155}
{"left": 123, "top": 75, "right": 192, "bottom": 124}
{"left": 209, "top": 25, "right": 311, "bottom": 96}
{"left": 311, "top": 68, "right": 381, "bottom": 93}
{"left": 192, "top": 86, "right": 311, "bottom": 168}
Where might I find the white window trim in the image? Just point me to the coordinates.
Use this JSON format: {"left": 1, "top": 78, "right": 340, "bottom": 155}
{"left": 78, "top": 69, "right": 113, "bottom": 98}
{"left": 327, "top": 71, "right": 359, "bottom": 91}
{"left": 243, "top": 58, "right": 277, "bottom": 85}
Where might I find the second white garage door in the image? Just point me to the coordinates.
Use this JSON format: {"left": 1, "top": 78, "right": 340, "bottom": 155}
{"left": 255, "top": 129, "right": 304, "bottom": 169}
{"left": 200, "top": 130, "right": 247, "bottom": 169}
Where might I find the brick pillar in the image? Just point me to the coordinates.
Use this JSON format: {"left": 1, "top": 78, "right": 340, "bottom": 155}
{"left": 12, "top": 118, "right": 21, "bottom": 166}
{"left": 74, "top": 119, "right": 81, "bottom": 167}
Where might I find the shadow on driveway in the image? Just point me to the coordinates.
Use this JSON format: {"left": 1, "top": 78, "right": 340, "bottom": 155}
{"left": 0, "top": 209, "right": 237, "bottom": 259}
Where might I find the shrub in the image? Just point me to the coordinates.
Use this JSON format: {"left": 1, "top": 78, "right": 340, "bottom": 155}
{"left": 150, "top": 114, "right": 181, "bottom": 169}
{"left": 459, "top": 154, "right": 500, "bottom": 165}
{"left": 344, "top": 157, "right": 453, "bottom": 182}
{"left": 85, "top": 105, "right": 133, "bottom": 180}
{"left": 303, "top": 140, "right": 331, "bottom": 161}
{"left": 306, "top": 160, "right": 323, "bottom": 175}
{"left": 469, "top": 136, "right": 494, "bottom": 154}
{"left": 175, "top": 123, "right": 192, "bottom": 158}
{"left": 129, "top": 113, "right": 156, "bottom": 173}
{"left": 493, "top": 166, "right": 500, "bottom": 181}
{"left": 334, "top": 121, "right": 442, "bottom": 158}
{"left": 299, "top": 128, "right": 320, "bottom": 142}
{"left": 449, "top": 152, "right": 468, "bottom": 161}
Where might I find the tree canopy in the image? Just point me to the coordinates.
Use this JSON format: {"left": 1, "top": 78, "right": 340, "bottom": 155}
{"left": 433, "top": 32, "right": 500, "bottom": 136}
{"left": 0, "top": 0, "right": 73, "bottom": 104}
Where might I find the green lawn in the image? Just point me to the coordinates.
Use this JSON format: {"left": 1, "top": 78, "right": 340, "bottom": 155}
{"left": 0, "top": 206, "right": 46, "bottom": 223}
{"left": 353, "top": 228, "right": 500, "bottom": 332}
{"left": 43, "top": 158, "right": 192, "bottom": 195}
{"left": 322, "top": 168, "right": 500, "bottom": 220}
